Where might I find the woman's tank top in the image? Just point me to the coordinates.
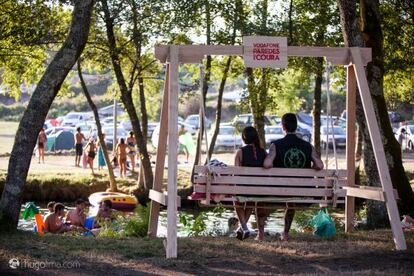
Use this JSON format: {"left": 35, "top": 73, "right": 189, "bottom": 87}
{"left": 241, "top": 144, "right": 266, "bottom": 167}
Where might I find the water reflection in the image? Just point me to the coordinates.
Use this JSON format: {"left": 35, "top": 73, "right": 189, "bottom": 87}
{"left": 18, "top": 205, "right": 295, "bottom": 237}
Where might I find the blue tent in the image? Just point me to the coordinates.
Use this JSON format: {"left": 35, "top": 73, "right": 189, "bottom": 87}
{"left": 47, "top": 131, "right": 75, "bottom": 151}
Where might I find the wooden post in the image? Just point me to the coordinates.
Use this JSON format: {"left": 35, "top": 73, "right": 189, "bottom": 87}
{"left": 166, "top": 46, "right": 179, "bottom": 258}
{"left": 350, "top": 47, "right": 406, "bottom": 250}
{"left": 345, "top": 65, "right": 356, "bottom": 232}
{"left": 148, "top": 64, "right": 170, "bottom": 238}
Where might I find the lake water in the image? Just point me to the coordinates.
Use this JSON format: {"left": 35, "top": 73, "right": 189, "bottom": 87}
{"left": 18, "top": 205, "right": 292, "bottom": 237}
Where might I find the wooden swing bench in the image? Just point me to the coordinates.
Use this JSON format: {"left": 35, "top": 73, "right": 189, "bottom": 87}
{"left": 191, "top": 165, "right": 348, "bottom": 208}
{"left": 191, "top": 165, "right": 399, "bottom": 208}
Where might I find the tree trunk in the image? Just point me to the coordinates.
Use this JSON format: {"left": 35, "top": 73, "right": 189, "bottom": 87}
{"left": 77, "top": 59, "right": 117, "bottom": 192}
{"left": 360, "top": 0, "right": 414, "bottom": 225}
{"left": 193, "top": 0, "right": 212, "bottom": 168}
{"left": 337, "top": 0, "right": 414, "bottom": 226}
{"left": 313, "top": 57, "right": 324, "bottom": 155}
{"left": 0, "top": 0, "right": 94, "bottom": 231}
{"left": 101, "top": 0, "right": 153, "bottom": 201}
{"left": 207, "top": 56, "right": 232, "bottom": 160}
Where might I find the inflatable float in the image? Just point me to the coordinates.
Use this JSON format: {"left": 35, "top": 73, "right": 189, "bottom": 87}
{"left": 22, "top": 202, "right": 44, "bottom": 236}
{"left": 89, "top": 192, "right": 138, "bottom": 212}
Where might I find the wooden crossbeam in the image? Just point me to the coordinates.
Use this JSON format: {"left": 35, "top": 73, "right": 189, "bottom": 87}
{"left": 154, "top": 45, "right": 372, "bottom": 65}
{"left": 149, "top": 190, "right": 181, "bottom": 207}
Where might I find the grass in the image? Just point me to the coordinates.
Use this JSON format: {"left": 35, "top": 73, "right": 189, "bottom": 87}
{"left": 0, "top": 230, "right": 413, "bottom": 274}
{"left": 0, "top": 121, "right": 18, "bottom": 154}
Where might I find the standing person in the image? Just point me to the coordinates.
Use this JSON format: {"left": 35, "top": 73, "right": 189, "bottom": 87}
{"left": 74, "top": 127, "right": 86, "bottom": 167}
{"left": 178, "top": 124, "right": 189, "bottom": 163}
{"left": 116, "top": 138, "right": 127, "bottom": 178}
{"left": 263, "top": 113, "right": 324, "bottom": 241}
{"left": 97, "top": 134, "right": 106, "bottom": 170}
{"left": 126, "top": 131, "right": 137, "bottom": 172}
{"left": 234, "top": 126, "right": 267, "bottom": 240}
{"left": 85, "top": 138, "right": 96, "bottom": 175}
{"left": 37, "top": 128, "right": 47, "bottom": 164}
{"left": 398, "top": 128, "right": 407, "bottom": 153}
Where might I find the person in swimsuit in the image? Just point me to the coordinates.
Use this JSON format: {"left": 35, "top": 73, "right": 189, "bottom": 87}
{"left": 234, "top": 126, "right": 267, "bottom": 241}
{"left": 37, "top": 128, "right": 47, "bottom": 164}
{"left": 74, "top": 127, "right": 86, "bottom": 167}
{"left": 44, "top": 203, "right": 77, "bottom": 234}
{"left": 116, "top": 138, "right": 128, "bottom": 178}
{"left": 65, "top": 199, "right": 87, "bottom": 227}
{"left": 126, "top": 131, "right": 137, "bottom": 172}
{"left": 178, "top": 125, "right": 189, "bottom": 163}
{"left": 85, "top": 138, "right": 96, "bottom": 175}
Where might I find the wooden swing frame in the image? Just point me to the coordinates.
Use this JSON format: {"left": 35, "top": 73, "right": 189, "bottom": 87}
{"left": 147, "top": 42, "right": 407, "bottom": 258}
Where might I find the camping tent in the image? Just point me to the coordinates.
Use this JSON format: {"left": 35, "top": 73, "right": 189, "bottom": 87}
{"left": 47, "top": 130, "right": 75, "bottom": 151}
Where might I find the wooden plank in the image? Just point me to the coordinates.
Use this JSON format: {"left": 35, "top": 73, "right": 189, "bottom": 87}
{"left": 201, "top": 199, "right": 341, "bottom": 206}
{"left": 343, "top": 186, "right": 385, "bottom": 201}
{"left": 154, "top": 45, "right": 372, "bottom": 66}
{"left": 194, "top": 185, "right": 333, "bottom": 197}
{"left": 351, "top": 47, "right": 406, "bottom": 250}
{"left": 148, "top": 64, "right": 170, "bottom": 239}
{"left": 345, "top": 65, "right": 357, "bottom": 232}
{"left": 166, "top": 46, "right": 179, "bottom": 259}
{"left": 149, "top": 190, "right": 181, "bottom": 207}
{"left": 194, "top": 175, "right": 334, "bottom": 186}
{"left": 194, "top": 165, "right": 347, "bottom": 178}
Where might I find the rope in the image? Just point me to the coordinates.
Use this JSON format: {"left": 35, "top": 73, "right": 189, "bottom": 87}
{"left": 324, "top": 61, "right": 340, "bottom": 206}
{"left": 199, "top": 64, "right": 210, "bottom": 164}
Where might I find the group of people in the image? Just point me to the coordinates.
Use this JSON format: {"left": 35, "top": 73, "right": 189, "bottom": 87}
{"left": 43, "top": 199, "right": 114, "bottom": 235}
{"left": 75, "top": 127, "right": 138, "bottom": 177}
{"left": 37, "top": 126, "right": 139, "bottom": 177}
{"left": 233, "top": 113, "right": 324, "bottom": 241}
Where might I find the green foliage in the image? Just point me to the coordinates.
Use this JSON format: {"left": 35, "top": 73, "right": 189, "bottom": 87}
{"left": 98, "top": 205, "right": 150, "bottom": 238}
{"left": 179, "top": 206, "right": 226, "bottom": 237}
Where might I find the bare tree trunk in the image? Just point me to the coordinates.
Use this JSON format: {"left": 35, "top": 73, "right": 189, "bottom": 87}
{"left": 101, "top": 0, "right": 153, "bottom": 202}
{"left": 207, "top": 56, "right": 232, "bottom": 160}
{"left": 77, "top": 59, "right": 117, "bottom": 192}
{"left": 193, "top": 0, "right": 212, "bottom": 169}
{"left": 0, "top": 0, "right": 94, "bottom": 230}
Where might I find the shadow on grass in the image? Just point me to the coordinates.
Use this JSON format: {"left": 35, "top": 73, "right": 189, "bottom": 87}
{"left": 1, "top": 230, "right": 414, "bottom": 275}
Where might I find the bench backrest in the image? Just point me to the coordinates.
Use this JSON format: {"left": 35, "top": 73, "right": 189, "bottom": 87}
{"left": 193, "top": 165, "right": 347, "bottom": 206}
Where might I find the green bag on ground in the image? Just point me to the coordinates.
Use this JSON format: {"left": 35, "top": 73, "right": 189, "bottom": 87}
{"left": 309, "top": 208, "right": 336, "bottom": 238}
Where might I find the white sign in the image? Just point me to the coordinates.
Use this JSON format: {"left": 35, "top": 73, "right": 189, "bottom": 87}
{"left": 243, "top": 36, "right": 288, "bottom": 68}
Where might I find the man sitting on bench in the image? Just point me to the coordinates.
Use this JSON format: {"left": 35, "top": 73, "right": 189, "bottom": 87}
{"left": 261, "top": 113, "right": 324, "bottom": 241}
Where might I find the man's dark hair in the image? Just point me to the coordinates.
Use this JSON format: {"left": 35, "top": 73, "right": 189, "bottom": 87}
{"left": 242, "top": 126, "right": 261, "bottom": 148}
{"left": 54, "top": 203, "right": 65, "bottom": 213}
{"left": 75, "top": 199, "right": 84, "bottom": 205}
{"left": 129, "top": 131, "right": 134, "bottom": 136}
{"left": 76, "top": 127, "right": 81, "bottom": 132}
{"left": 47, "top": 201, "right": 56, "bottom": 209}
{"left": 282, "top": 113, "right": 297, "bottom": 133}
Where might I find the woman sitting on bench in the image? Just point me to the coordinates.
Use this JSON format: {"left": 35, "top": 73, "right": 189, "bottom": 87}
{"left": 234, "top": 126, "right": 267, "bottom": 240}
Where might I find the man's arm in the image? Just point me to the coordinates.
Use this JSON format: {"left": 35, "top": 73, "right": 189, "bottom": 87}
{"left": 263, "top": 143, "right": 276, "bottom": 168}
{"left": 311, "top": 146, "right": 324, "bottom": 170}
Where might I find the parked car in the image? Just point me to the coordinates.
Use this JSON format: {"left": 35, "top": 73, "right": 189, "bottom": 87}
{"left": 98, "top": 103, "right": 124, "bottom": 118}
{"left": 61, "top": 112, "right": 92, "bottom": 127}
{"left": 103, "top": 126, "right": 128, "bottom": 150}
{"left": 76, "top": 121, "right": 97, "bottom": 137}
{"left": 184, "top": 114, "right": 212, "bottom": 130}
{"left": 394, "top": 125, "right": 414, "bottom": 150}
{"left": 212, "top": 125, "right": 242, "bottom": 151}
{"left": 101, "top": 116, "right": 115, "bottom": 127}
{"left": 264, "top": 126, "right": 284, "bottom": 146}
{"left": 296, "top": 125, "right": 312, "bottom": 142}
{"left": 232, "top": 114, "right": 272, "bottom": 132}
{"left": 267, "top": 115, "right": 281, "bottom": 125}
{"left": 320, "top": 126, "right": 346, "bottom": 149}
{"left": 151, "top": 121, "right": 196, "bottom": 148}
